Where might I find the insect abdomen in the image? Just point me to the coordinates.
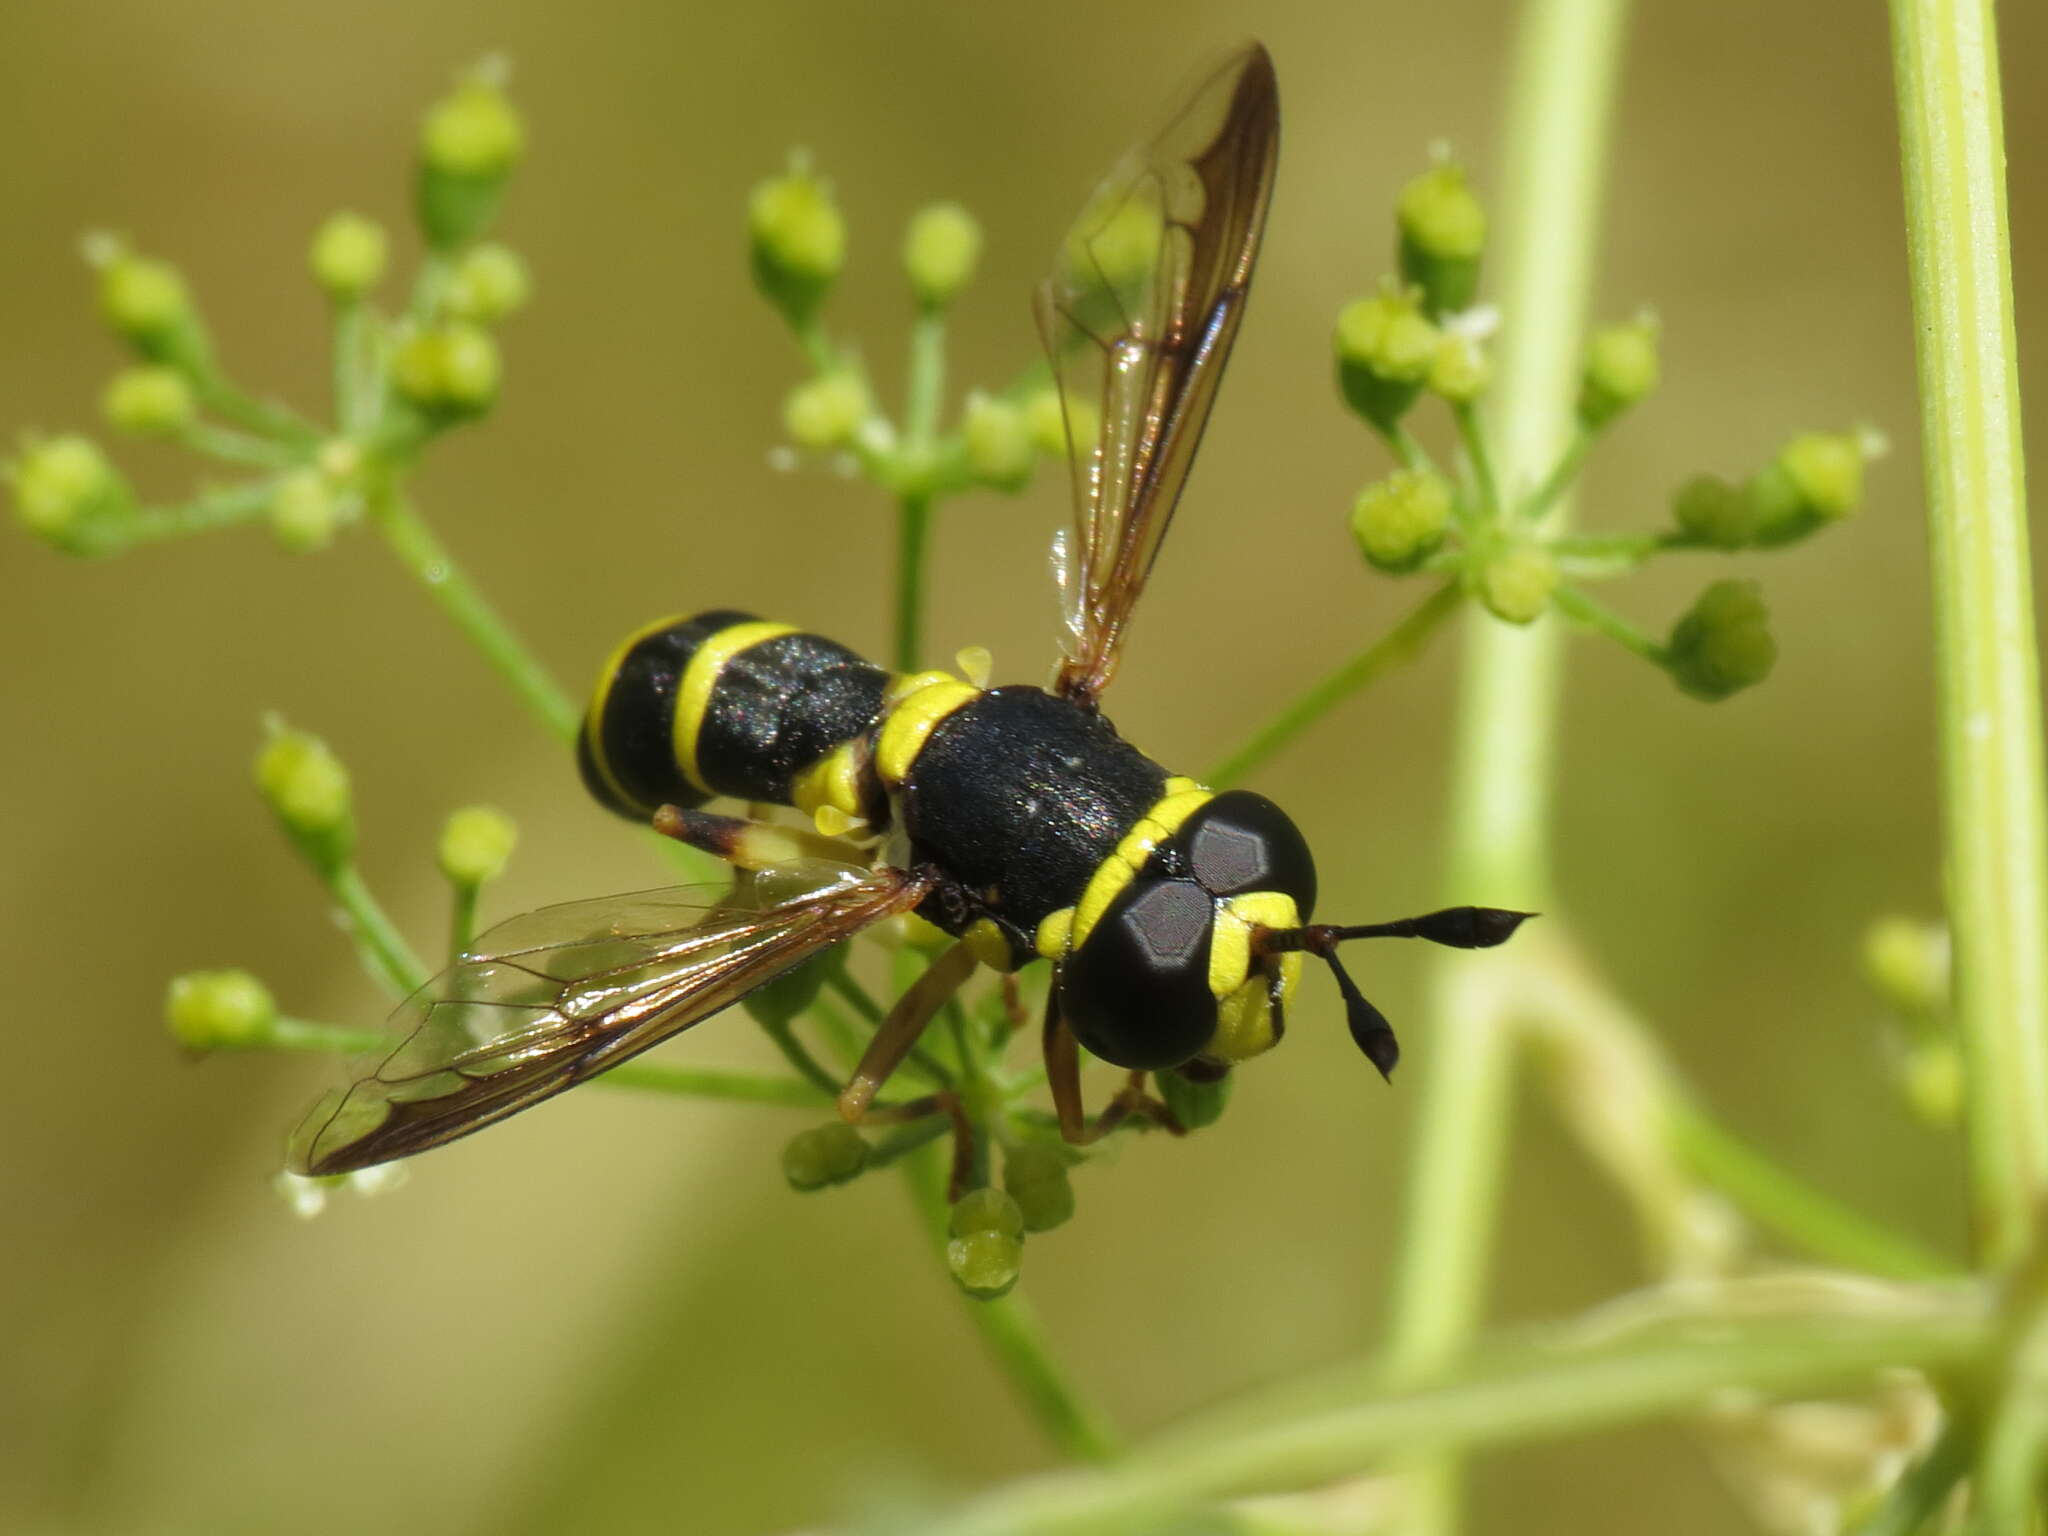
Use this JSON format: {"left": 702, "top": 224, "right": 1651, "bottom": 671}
{"left": 580, "top": 610, "right": 890, "bottom": 821}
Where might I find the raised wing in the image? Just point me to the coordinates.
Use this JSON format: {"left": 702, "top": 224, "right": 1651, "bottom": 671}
{"left": 289, "top": 861, "right": 931, "bottom": 1174}
{"left": 1037, "top": 41, "right": 1279, "bottom": 708}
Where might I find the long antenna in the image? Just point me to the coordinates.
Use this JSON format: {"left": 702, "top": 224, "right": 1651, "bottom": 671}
{"left": 1254, "top": 907, "right": 1534, "bottom": 1079}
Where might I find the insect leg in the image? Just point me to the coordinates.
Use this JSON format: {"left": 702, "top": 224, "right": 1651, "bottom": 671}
{"left": 1042, "top": 988, "right": 1183, "bottom": 1145}
{"left": 652, "top": 803, "right": 866, "bottom": 871}
{"left": 839, "top": 940, "right": 982, "bottom": 1198}
{"left": 839, "top": 941, "right": 980, "bottom": 1121}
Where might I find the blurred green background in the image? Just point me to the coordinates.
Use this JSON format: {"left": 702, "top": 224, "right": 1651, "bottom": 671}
{"left": 2, "top": 2, "right": 2042, "bottom": 1532}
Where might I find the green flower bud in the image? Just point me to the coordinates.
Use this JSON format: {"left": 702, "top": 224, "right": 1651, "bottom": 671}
{"left": 1476, "top": 544, "right": 1558, "bottom": 625}
{"left": 438, "top": 805, "right": 518, "bottom": 887}
{"left": 446, "top": 243, "right": 531, "bottom": 323}
{"left": 1396, "top": 160, "right": 1485, "bottom": 316}
{"left": 749, "top": 163, "right": 846, "bottom": 327}
{"left": 1001, "top": 1141, "right": 1075, "bottom": 1232}
{"left": 417, "top": 69, "right": 523, "bottom": 249}
{"left": 308, "top": 212, "right": 389, "bottom": 299}
{"left": 391, "top": 323, "right": 501, "bottom": 419}
{"left": 1156, "top": 1068, "right": 1233, "bottom": 1132}
{"left": 1862, "top": 916, "right": 1949, "bottom": 1016}
{"left": 948, "top": 1185, "right": 1026, "bottom": 1241}
{"left": 742, "top": 946, "right": 836, "bottom": 1031}
{"left": 1429, "top": 333, "right": 1490, "bottom": 403}
{"left": 946, "top": 1228, "right": 1022, "bottom": 1299}
{"left": 1667, "top": 579, "right": 1776, "bottom": 701}
{"left": 1059, "top": 192, "right": 1161, "bottom": 300}
{"left": 903, "top": 202, "right": 982, "bottom": 308}
{"left": 97, "top": 250, "right": 211, "bottom": 368}
{"left": 101, "top": 366, "right": 197, "bottom": 437}
{"left": 781, "top": 1122, "right": 868, "bottom": 1191}
{"left": 1334, "top": 286, "right": 1440, "bottom": 432}
{"left": 1901, "top": 1039, "right": 1962, "bottom": 1128}
{"left": 962, "top": 392, "right": 1034, "bottom": 492}
{"left": 268, "top": 468, "right": 344, "bottom": 554}
{"left": 166, "top": 968, "right": 277, "bottom": 1052}
{"left": 1023, "top": 387, "right": 1097, "bottom": 463}
{"left": 7, "top": 434, "right": 135, "bottom": 556}
{"left": 1578, "top": 316, "right": 1660, "bottom": 428}
{"left": 1351, "top": 468, "right": 1453, "bottom": 574}
{"left": 1024, "top": 387, "right": 1067, "bottom": 458}
{"left": 255, "top": 722, "right": 354, "bottom": 868}
{"left": 1749, "top": 429, "right": 1877, "bottom": 547}
{"left": 1780, "top": 431, "right": 1866, "bottom": 519}
{"left": 781, "top": 371, "right": 869, "bottom": 451}
{"left": 1671, "top": 472, "right": 1760, "bottom": 549}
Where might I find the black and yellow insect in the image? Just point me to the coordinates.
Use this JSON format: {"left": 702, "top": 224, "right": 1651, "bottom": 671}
{"left": 291, "top": 42, "right": 1526, "bottom": 1179}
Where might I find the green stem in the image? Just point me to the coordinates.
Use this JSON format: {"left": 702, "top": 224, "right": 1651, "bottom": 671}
{"left": 1668, "top": 1102, "right": 1956, "bottom": 1280}
{"left": 448, "top": 880, "right": 481, "bottom": 963}
{"left": 408, "top": 252, "right": 455, "bottom": 326}
{"left": 332, "top": 298, "right": 369, "bottom": 434}
{"left": 754, "top": 1014, "right": 850, "bottom": 1100}
{"left": 127, "top": 480, "right": 281, "bottom": 543}
{"left": 1204, "top": 580, "right": 1464, "bottom": 791}
{"left": 1970, "top": 1293, "right": 2048, "bottom": 1536}
{"left": 826, "top": 968, "right": 883, "bottom": 1024}
{"left": 1450, "top": 401, "right": 1501, "bottom": 520}
{"left": 1381, "top": 4, "right": 1630, "bottom": 1532}
{"left": 1518, "top": 422, "right": 1596, "bottom": 524}
{"left": 905, "top": 307, "right": 947, "bottom": 445}
{"left": 1551, "top": 585, "right": 1667, "bottom": 666}
{"left": 1381, "top": 422, "right": 1438, "bottom": 477}
{"left": 902, "top": 1144, "right": 1123, "bottom": 1464}
{"left": 596, "top": 1059, "right": 833, "bottom": 1107}
{"left": 894, "top": 1299, "right": 1991, "bottom": 1536}
{"left": 188, "top": 365, "right": 321, "bottom": 447}
{"left": 1857, "top": 1417, "right": 1973, "bottom": 1536}
{"left": 242, "top": 1013, "right": 832, "bottom": 1106}
{"left": 264, "top": 1016, "right": 393, "bottom": 1055}
{"left": 367, "top": 486, "right": 582, "bottom": 744}
{"left": 1891, "top": 0, "right": 2048, "bottom": 1272}
{"left": 178, "top": 422, "right": 302, "bottom": 470}
{"left": 327, "top": 863, "right": 429, "bottom": 996}
{"left": 893, "top": 492, "right": 934, "bottom": 673}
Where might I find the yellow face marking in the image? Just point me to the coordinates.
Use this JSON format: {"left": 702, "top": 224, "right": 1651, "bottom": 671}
{"left": 875, "top": 677, "right": 981, "bottom": 787}
{"left": 962, "top": 917, "right": 1014, "bottom": 971}
{"left": 1206, "top": 890, "right": 1302, "bottom": 1062}
{"left": 673, "top": 620, "right": 797, "bottom": 794}
{"left": 1069, "top": 780, "right": 1214, "bottom": 951}
{"left": 583, "top": 611, "right": 692, "bottom": 810}
{"left": 1034, "top": 906, "right": 1075, "bottom": 961}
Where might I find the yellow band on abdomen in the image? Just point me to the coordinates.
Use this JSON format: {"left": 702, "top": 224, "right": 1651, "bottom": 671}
{"left": 673, "top": 620, "right": 796, "bottom": 794}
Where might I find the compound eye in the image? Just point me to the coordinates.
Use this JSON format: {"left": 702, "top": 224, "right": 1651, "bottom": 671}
{"left": 1184, "top": 790, "right": 1318, "bottom": 916}
{"left": 1058, "top": 878, "right": 1218, "bottom": 1071}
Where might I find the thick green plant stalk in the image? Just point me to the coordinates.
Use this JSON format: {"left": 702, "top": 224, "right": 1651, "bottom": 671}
{"left": 1379, "top": 0, "right": 1631, "bottom": 1529}
{"left": 892, "top": 1287, "right": 1990, "bottom": 1536}
{"left": 1889, "top": 0, "right": 2048, "bottom": 1276}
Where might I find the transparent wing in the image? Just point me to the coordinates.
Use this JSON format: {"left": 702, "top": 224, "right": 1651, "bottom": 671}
{"left": 1036, "top": 41, "right": 1279, "bottom": 707}
{"left": 289, "top": 861, "right": 931, "bottom": 1174}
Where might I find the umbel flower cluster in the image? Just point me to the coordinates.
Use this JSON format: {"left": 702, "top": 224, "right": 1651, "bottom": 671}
{"left": 7, "top": 66, "right": 1876, "bottom": 1304}
{"left": 1334, "top": 157, "right": 1877, "bottom": 701}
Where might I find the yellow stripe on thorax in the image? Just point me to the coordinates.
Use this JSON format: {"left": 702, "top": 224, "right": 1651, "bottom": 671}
{"left": 584, "top": 611, "right": 692, "bottom": 811}
{"left": 1064, "top": 777, "right": 1213, "bottom": 953}
{"left": 673, "top": 620, "right": 797, "bottom": 794}
{"left": 875, "top": 671, "right": 982, "bottom": 788}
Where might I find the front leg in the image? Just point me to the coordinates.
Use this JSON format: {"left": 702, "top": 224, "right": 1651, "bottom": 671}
{"left": 1041, "top": 982, "right": 1185, "bottom": 1145}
